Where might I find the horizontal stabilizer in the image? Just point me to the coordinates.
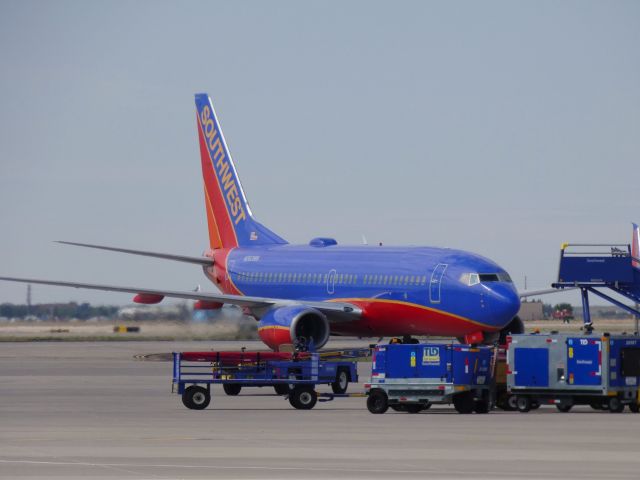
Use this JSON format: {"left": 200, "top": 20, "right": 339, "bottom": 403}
{"left": 56, "top": 241, "right": 213, "bottom": 266}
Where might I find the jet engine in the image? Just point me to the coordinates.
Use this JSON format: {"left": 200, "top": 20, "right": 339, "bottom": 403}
{"left": 257, "top": 305, "right": 330, "bottom": 351}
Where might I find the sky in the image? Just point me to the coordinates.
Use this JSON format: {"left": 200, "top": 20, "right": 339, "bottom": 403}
{"left": 0, "top": 0, "right": 638, "bottom": 306}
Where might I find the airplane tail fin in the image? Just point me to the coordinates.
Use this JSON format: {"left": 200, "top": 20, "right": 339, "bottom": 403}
{"left": 632, "top": 223, "right": 640, "bottom": 269}
{"left": 195, "top": 93, "right": 287, "bottom": 249}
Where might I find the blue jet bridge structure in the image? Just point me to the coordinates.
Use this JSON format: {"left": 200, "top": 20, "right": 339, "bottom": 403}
{"left": 553, "top": 243, "right": 640, "bottom": 333}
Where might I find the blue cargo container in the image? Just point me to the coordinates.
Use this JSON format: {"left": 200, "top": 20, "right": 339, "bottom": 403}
{"left": 366, "top": 343, "right": 495, "bottom": 414}
{"left": 506, "top": 333, "right": 640, "bottom": 413}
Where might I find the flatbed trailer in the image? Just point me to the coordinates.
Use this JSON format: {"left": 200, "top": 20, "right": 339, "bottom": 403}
{"left": 506, "top": 333, "right": 640, "bottom": 413}
{"left": 365, "top": 343, "right": 495, "bottom": 414}
{"left": 172, "top": 350, "right": 359, "bottom": 410}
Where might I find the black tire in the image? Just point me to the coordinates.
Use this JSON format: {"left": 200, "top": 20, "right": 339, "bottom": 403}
{"left": 590, "top": 402, "right": 604, "bottom": 410}
{"left": 453, "top": 392, "right": 475, "bottom": 414}
{"left": 367, "top": 389, "right": 389, "bottom": 414}
{"left": 556, "top": 399, "right": 573, "bottom": 413}
{"left": 608, "top": 397, "right": 624, "bottom": 413}
{"left": 223, "top": 384, "right": 242, "bottom": 396}
{"left": 474, "top": 399, "right": 490, "bottom": 414}
{"left": 628, "top": 403, "right": 639, "bottom": 413}
{"left": 289, "top": 386, "right": 317, "bottom": 410}
{"left": 182, "top": 385, "right": 210, "bottom": 410}
{"left": 331, "top": 369, "right": 349, "bottom": 394}
{"left": 274, "top": 384, "right": 290, "bottom": 395}
{"left": 423, "top": 403, "right": 432, "bottom": 410}
{"left": 516, "top": 396, "right": 531, "bottom": 413}
{"left": 530, "top": 401, "right": 541, "bottom": 410}
{"left": 390, "top": 404, "right": 407, "bottom": 412}
{"left": 507, "top": 395, "right": 518, "bottom": 411}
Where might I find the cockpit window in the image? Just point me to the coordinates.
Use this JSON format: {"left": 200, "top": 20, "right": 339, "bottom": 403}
{"left": 460, "top": 273, "right": 480, "bottom": 286}
{"left": 479, "top": 272, "right": 513, "bottom": 283}
{"left": 479, "top": 274, "right": 499, "bottom": 282}
{"left": 460, "top": 272, "right": 512, "bottom": 285}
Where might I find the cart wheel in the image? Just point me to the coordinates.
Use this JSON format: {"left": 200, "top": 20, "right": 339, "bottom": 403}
{"left": 453, "top": 392, "right": 475, "bottom": 414}
{"left": 367, "top": 389, "right": 389, "bottom": 414}
{"left": 331, "top": 369, "right": 349, "bottom": 394}
{"left": 608, "top": 397, "right": 624, "bottom": 413}
{"left": 474, "top": 399, "right": 490, "bottom": 414}
{"left": 289, "top": 386, "right": 317, "bottom": 410}
{"left": 628, "top": 403, "right": 639, "bottom": 413}
{"left": 182, "top": 386, "right": 210, "bottom": 410}
{"left": 223, "top": 384, "right": 242, "bottom": 396}
{"left": 516, "top": 396, "right": 531, "bottom": 413}
{"left": 556, "top": 399, "right": 573, "bottom": 413}
{"left": 274, "top": 384, "right": 290, "bottom": 395}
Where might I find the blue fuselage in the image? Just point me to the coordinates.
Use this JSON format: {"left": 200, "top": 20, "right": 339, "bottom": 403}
{"left": 208, "top": 243, "right": 520, "bottom": 338}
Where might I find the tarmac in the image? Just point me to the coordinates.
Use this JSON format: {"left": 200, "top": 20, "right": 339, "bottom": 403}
{"left": 1, "top": 340, "right": 639, "bottom": 479}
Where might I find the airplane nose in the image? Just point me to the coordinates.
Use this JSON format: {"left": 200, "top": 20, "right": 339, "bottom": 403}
{"left": 485, "top": 284, "right": 520, "bottom": 326}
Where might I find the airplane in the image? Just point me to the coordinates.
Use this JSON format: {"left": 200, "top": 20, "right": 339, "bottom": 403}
{"left": 0, "top": 93, "right": 563, "bottom": 350}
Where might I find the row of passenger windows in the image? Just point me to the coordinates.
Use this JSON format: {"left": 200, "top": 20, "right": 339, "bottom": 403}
{"left": 234, "top": 271, "right": 428, "bottom": 287}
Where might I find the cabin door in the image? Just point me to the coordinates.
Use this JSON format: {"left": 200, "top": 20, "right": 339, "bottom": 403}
{"left": 429, "top": 263, "right": 448, "bottom": 304}
{"left": 326, "top": 269, "right": 336, "bottom": 295}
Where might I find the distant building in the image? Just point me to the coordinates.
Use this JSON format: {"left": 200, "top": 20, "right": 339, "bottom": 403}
{"left": 518, "top": 300, "right": 544, "bottom": 321}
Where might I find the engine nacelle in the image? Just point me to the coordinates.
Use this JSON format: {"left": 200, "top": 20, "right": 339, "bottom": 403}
{"left": 257, "top": 305, "right": 330, "bottom": 351}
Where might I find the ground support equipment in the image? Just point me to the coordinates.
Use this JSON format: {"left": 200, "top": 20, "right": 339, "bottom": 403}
{"left": 365, "top": 343, "right": 494, "bottom": 414}
{"left": 506, "top": 333, "right": 640, "bottom": 413}
{"left": 172, "top": 350, "right": 358, "bottom": 410}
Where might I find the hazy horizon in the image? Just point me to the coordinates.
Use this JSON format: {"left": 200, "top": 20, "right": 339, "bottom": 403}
{"left": 1, "top": 1, "right": 638, "bottom": 307}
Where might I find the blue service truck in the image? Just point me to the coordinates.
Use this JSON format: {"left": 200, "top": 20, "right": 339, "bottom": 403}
{"left": 366, "top": 343, "right": 495, "bottom": 414}
{"left": 506, "top": 333, "right": 640, "bottom": 413}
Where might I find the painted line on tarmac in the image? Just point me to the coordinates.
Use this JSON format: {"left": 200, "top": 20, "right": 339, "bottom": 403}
{"left": 0, "top": 459, "right": 633, "bottom": 478}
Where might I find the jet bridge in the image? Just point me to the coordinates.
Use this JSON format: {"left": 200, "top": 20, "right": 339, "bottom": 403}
{"left": 552, "top": 243, "right": 640, "bottom": 333}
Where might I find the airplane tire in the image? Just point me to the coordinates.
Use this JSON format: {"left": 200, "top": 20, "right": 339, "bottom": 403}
{"left": 182, "top": 386, "right": 210, "bottom": 410}
{"left": 274, "top": 384, "right": 290, "bottom": 395}
{"left": 331, "top": 369, "right": 349, "bottom": 394}
{"left": 367, "top": 389, "right": 389, "bottom": 414}
{"left": 289, "top": 386, "right": 317, "bottom": 410}
{"left": 223, "top": 384, "right": 242, "bottom": 396}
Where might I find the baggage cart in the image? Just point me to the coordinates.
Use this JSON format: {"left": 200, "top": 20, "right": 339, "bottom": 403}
{"left": 172, "top": 350, "right": 358, "bottom": 410}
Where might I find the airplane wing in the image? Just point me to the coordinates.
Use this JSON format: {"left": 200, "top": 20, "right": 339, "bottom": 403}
{"left": 0, "top": 276, "right": 362, "bottom": 318}
{"left": 519, "top": 287, "right": 576, "bottom": 299}
{"left": 55, "top": 241, "right": 213, "bottom": 266}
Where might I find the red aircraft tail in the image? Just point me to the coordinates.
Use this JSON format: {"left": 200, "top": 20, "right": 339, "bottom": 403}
{"left": 195, "top": 94, "right": 287, "bottom": 249}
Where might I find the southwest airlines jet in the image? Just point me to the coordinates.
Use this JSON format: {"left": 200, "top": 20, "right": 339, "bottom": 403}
{"left": 1, "top": 94, "right": 549, "bottom": 350}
